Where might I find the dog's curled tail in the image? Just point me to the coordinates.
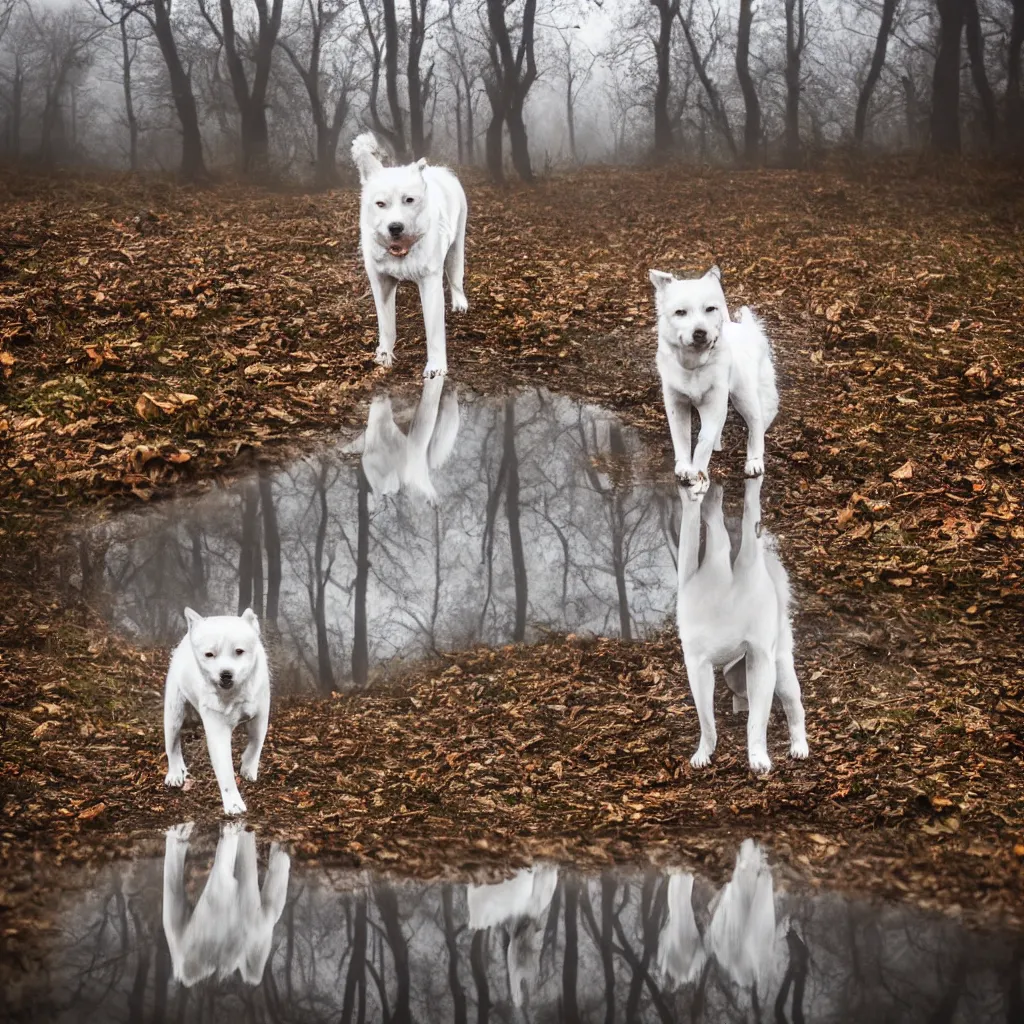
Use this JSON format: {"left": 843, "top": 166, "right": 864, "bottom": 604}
{"left": 351, "top": 132, "right": 386, "bottom": 183}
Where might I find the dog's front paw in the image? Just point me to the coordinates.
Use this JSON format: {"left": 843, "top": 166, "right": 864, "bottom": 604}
{"left": 689, "top": 745, "right": 714, "bottom": 769}
{"left": 165, "top": 765, "right": 188, "bottom": 788}
{"left": 789, "top": 737, "right": 809, "bottom": 760}
{"left": 748, "top": 751, "right": 773, "bottom": 775}
{"left": 451, "top": 291, "right": 468, "bottom": 313}
{"left": 744, "top": 457, "right": 765, "bottom": 478}
{"left": 221, "top": 792, "right": 247, "bottom": 816}
{"left": 423, "top": 361, "right": 447, "bottom": 379}
{"left": 166, "top": 821, "right": 195, "bottom": 842}
{"left": 374, "top": 347, "right": 394, "bottom": 368}
{"left": 239, "top": 757, "right": 259, "bottom": 782}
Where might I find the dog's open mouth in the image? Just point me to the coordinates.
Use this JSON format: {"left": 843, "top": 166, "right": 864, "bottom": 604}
{"left": 386, "top": 238, "right": 415, "bottom": 258}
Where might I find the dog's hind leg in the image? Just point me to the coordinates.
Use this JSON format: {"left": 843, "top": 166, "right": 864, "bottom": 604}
{"left": 446, "top": 205, "right": 468, "bottom": 312}
{"left": 369, "top": 272, "right": 398, "bottom": 367}
{"left": 683, "top": 651, "right": 717, "bottom": 768}
{"left": 164, "top": 677, "right": 188, "bottom": 787}
{"left": 775, "top": 620, "right": 808, "bottom": 759}
{"left": 419, "top": 272, "right": 448, "bottom": 378}
{"left": 744, "top": 648, "right": 775, "bottom": 774}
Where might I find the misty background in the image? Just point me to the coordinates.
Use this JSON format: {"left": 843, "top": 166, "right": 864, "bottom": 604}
{"left": 0, "top": 0, "right": 1019, "bottom": 186}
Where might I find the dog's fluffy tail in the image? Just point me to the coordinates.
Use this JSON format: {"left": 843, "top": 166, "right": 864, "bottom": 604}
{"left": 351, "top": 132, "right": 386, "bottom": 184}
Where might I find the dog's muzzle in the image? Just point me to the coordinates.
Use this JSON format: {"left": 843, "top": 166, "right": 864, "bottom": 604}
{"left": 218, "top": 671, "right": 234, "bottom": 690}
{"left": 691, "top": 329, "right": 712, "bottom": 350}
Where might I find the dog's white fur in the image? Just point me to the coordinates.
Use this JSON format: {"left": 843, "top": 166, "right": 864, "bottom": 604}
{"left": 162, "top": 822, "right": 290, "bottom": 987}
{"left": 657, "top": 871, "right": 706, "bottom": 989}
{"left": 360, "top": 376, "right": 460, "bottom": 504}
{"left": 467, "top": 866, "right": 558, "bottom": 1007}
{"left": 351, "top": 132, "right": 468, "bottom": 379}
{"left": 651, "top": 266, "right": 778, "bottom": 495}
{"left": 676, "top": 477, "right": 808, "bottom": 773}
{"left": 164, "top": 607, "right": 270, "bottom": 815}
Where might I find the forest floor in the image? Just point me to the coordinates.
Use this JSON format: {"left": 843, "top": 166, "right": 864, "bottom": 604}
{"left": 2, "top": 158, "right": 1024, "bottom": 961}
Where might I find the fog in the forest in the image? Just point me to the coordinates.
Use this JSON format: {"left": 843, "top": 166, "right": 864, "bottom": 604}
{"left": 0, "top": 0, "right": 1019, "bottom": 186}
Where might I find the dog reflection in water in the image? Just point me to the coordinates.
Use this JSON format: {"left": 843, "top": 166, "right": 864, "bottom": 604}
{"left": 676, "top": 476, "right": 808, "bottom": 773}
{"left": 162, "top": 822, "right": 290, "bottom": 987}
{"left": 658, "top": 840, "right": 780, "bottom": 995}
{"left": 467, "top": 865, "right": 558, "bottom": 1007}
{"left": 357, "top": 375, "right": 460, "bottom": 504}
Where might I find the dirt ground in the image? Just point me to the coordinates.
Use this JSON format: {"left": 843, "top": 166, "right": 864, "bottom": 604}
{"left": 1, "top": 158, "right": 1023, "bottom": 961}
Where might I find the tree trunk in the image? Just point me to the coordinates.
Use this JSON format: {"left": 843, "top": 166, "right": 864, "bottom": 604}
{"left": 352, "top": 465, "right": 370, "bottom": 688}
{"left": 931, "top": 0, "right": 965, "bottom": 154}
{"left": 503, "top": 398, "right": 527, "bottom": 643}
{"left": 149, "top": 0, "right": 207, "bottom": 181}
{"left": 9, "top": 66, "right": 23, "bottom": 158}
{"left": 783, "top": 0, "right": 805, "bottom": 168}
{"left": 238, "top": 484, "right": 259, "bottom": 615}
{"left": 382, "top": 0, "right": 408, "bottom": 160}
{"left": 119, "top": 16, "right": 139, "bottom": 170}
{"left": 1008, "top": 0, "right": 1024, "bottom": 152}
{"left": 407, "top": 0, "right": 431, "bottom": 158}
{"left": 964, "top": 0, "right": 997, "bottom": 147}
{"left": 854, "top": 0, "right": 899, "bottom": 147}
{"left": 650, "top": 0, "right": 680, "bottom": 158}
{"left": 259, "top": 469, "right": 281, "bottom": 626}
{"left": 506, "top": 100, "right": 533, "bottom": 183}
{"left": 677, "top": 8, "right": 737, "bottom": 160}
{"left": 566, "top": 69, "right": 577, "bottom": 162}
{"left": 736, "top": 0, "right": 761, "bottom": 166}
{"left": 485, "top": 88, "right": 505, "bottom": 184}
{"left": 454, "top": 79, "right": 464, "bottom": 163}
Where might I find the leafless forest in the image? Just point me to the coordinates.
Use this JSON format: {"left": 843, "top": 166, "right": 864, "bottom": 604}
{"left": 0, "top": 0, "right": 1021, "bottom": 185}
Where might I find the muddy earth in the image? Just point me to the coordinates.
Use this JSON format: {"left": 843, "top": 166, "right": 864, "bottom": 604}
{"left": 1, "top": 162, "right": 1023, "bottom": 1019}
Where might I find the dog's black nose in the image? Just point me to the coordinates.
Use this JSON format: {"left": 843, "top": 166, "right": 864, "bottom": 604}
{"left": 219, "top": 670, "right": 234, "bottom": 689}
{"left": 388, "top": 221, "right": 404, "bottom": 238}
{"left": 692, "top": 328, "right": 708, "bottom": 347}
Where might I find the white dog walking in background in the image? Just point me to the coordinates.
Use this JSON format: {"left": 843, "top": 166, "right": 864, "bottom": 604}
{"left": 351, "top": 132, "right": 468, "bottom": 379}
{"left": 164, "top": 607, "right": 270, "bottom": 815}
{"left": 650, "top": 266, "right": 778, "bottom": 495}
{"left": 676, "top": 477, "right": 808, "bottom": 773}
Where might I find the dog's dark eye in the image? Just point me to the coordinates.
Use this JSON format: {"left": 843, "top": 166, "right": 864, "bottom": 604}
{"left": 674, "top": 309, "right": 687, "bottom": 317}
{"left": 705, "top": 306, "right": 717, "bottom": 313}
{"left": 375, "top": 200, "right": 386, "bottom": 208}
{"left": 235, "top": 648, "right": 245, "bottom": 656}
{"left": 204, "top": 651, "right": 214, "bottom": 658}
{"left": 403, "top": 196, "right": 415, "bottom": 204}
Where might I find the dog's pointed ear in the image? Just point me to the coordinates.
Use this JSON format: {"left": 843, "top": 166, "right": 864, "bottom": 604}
{"left": 415, "top": 157, "right": 427, "bottom": 172}
{"left": 183, "top": 607, "right": 202, "bottom": 631}
{"left": 649, "top": 269, "right": 674, "bottom": 297}
{"left": 351, "top": 132, "right": 384, "bottom": 184}
{"left": 241, "top": 607, "right": 261, "bottom": 635}
{"left": 704, "top": 265, "right": 722, "bottom": 282}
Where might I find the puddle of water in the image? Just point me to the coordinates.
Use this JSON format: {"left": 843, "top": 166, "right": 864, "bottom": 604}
{"left": 67, "top": 384, "right": 682, "bottom": 692}
{"left": 7, "top": 829, "right": 1021, "bottom": 1023}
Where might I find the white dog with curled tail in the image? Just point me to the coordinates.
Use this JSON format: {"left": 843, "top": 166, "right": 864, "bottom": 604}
{"left": 351, "top": 132, "right": 468, "bottom": 379}
{"left": 650, "top": 265, "right": 778, "bottom": 495}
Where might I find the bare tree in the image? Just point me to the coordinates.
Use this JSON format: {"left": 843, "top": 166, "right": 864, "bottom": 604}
{"left": 736, "top": 0, "right": 761, "bottom": 165}
{"left": 439, "top": 0, "right": 483, "bottom": 164}
{"left": 783, "top": 0, "right": 808, "bottom": 167}
{"left": 407, "top": 0, "right": 434, "bottom": 157}
{"left": 963, "top": 0, "right": 997, "bottom": 147}
{"left": 198, "top": 0, "right": 285, "bottom": 175}
{"left": 930, "top": 0, "right": 964, "bottom": 153}
{"left": 484, "top": 0, "right": 539, "bottom": 183}
{"left": 278, "top": 0, "right": 356, "bottom": 186}
{"left": 648, "top": 0, "right": 681, "bottom": 157}
{"left": 676, "top": 0, "right": 736, "bottom": 159}
{"left": 853, "top": 0, "right": 899, "bottom": 147}
{"left": 553, "top": 24, "right": 597, "bottom": 163}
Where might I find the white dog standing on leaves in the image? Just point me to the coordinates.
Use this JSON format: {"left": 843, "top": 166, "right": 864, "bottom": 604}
{"left": 677, "top": 477, "right": 808, "bottom": 773}
{"left": 651, "top": 266, "right": 778, "bottom": 495}
{"left": 164, "top": 607, "right": 270, "bottom": 815}
{"left": 351, "top": 132, "right": 468, "bottom": 379}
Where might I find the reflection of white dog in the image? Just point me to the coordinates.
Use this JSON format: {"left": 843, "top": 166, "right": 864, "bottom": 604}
{"left": 360, "top": 376, "right": 460, "bottom": 503}
{"left": 162, "top": 822, "right": 290, "bottom": 987}
{"left": 351, "top": 132, "right": 468, "bottom": 379}
{"left": 657, "top": 871, "right": 706, "bottom": 989}
{"left": 163, "top": 607, "right": 270, "bottom": 815}
{"left": 467, "top": 866, "right": 558, "bottom": 1007}
{"left": 650, "top": 266, "right": 778, "bottom": 494}
{"left": 677, "top": 477, "right": 808, "bottom": 773}
{"left": 706, "top": 839, "right": 779, "bottom": 994}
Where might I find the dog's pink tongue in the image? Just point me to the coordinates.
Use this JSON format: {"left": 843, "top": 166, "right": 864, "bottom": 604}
{"left": 388, "top": 242, "right": 410, "bottom": 257}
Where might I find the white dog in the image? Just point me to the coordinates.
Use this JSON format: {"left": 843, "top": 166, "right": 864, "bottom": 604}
{"left": 650, "top": 266, "right": 778, "bottom": 495}
{"left": 467, "top": 866, "right": 558, "bottom": 1007}
{"left": 676, "top": 477, "right": 808, "bottom": 773}
{"left": 351, "top": 132, "right": 468, "bottom": 379}
{"left": 359, "top": 375, "right": 460, "bottom": 503}
{"left": 164, "top": 607, "right": 270, "bottom": 815}
{"left": 162, "top": 822, "right": 290, "bottom": 986}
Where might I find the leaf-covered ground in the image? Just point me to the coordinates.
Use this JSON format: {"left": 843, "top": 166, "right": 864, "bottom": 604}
{"left": 2, "top": 160, "right": 1024, "bottom": 957}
